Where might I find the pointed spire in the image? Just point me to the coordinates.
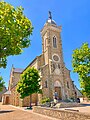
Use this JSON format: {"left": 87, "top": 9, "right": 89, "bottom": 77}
{"left": 48, "top": 11, "right": 52, "bottom": 20}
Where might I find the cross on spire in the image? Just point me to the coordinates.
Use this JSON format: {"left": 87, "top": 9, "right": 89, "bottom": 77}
{"left": 48, "top": 11, "right": 52, "bottom": 20}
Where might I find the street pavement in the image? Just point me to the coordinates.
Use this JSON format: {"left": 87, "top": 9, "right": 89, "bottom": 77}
{"left": 0, "top": 103, "right": 59, "bottom": 120}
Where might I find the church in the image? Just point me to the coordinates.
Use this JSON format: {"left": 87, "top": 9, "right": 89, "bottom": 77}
{"left": 2, "top": 12, "right": 78, "bottom": 106}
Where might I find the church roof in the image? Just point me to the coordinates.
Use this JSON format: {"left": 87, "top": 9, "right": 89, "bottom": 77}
{"left": 22, "top": 57, "right": 37, "bottom": 73}
{"left": 3, "top": 90, "right": 11, "bottom": 95}
{"left": 75, "top": 86, "right": 83, "bottom": 97}
{"left": 13, "top": 68, "right": 23, "bottom": 73}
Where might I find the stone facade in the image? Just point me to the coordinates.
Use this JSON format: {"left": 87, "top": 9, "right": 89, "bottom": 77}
{"left": 3, "top": 13, "right": 79, "bottom": 106}
{"left": 21, "top": 13, "right": 77, "bottom": 103}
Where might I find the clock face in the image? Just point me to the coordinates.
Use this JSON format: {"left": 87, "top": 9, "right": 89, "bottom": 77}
{"left": 55, "top": 68, "right": 60, "bottom": 75}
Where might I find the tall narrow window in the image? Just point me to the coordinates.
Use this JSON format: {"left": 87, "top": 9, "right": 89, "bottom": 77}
{"left": 53, "top": 36, "right": 57, "bottom": 48}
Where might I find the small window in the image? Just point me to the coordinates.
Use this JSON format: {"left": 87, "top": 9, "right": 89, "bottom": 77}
{"left": 53, "top": 36, "right": 57, "bottom": 48}
{"left": 52, "top": 63, "right": 55, "bottom": 72}
{"left": 51, "top": 63, "right": 55, "bottom": 72}
{"left": 45, "top": 81, "right": 48, "bottom": 88}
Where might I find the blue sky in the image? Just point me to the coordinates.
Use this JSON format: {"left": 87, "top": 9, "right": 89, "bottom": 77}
{"left": 0, "top": 0, "right": 90, "bottom": 89}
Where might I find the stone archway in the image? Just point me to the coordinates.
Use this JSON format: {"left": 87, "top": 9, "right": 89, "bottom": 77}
{"left": 54, "top": 81, "right": 62, "bottom": 100}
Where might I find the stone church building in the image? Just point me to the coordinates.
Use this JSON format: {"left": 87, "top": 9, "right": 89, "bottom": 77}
{"left": 2, "top": 12, "right": 77, "bottom": 106}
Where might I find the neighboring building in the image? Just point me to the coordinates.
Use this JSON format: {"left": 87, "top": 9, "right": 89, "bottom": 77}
{"left": 2, "top": 90, "right": 11, "bottom": 104}
{"left": 0, "top": 86, "right": 7, "bottom": 102}
{"left": 3, "top": 12, "right": 78, "bottom": 106}
{"left": 2, "top": 66, "right": 23, "bottom": 105}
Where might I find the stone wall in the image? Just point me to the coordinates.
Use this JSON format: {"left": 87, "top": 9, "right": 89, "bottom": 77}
{"left": 22, "top": 93, "right": 37, "bottom": 107}
{"left": 33, "top": 106, "right": 90, "bottom": 120}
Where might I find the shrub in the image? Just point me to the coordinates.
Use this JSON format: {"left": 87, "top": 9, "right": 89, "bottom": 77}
{"left": 40, "top": 97, "right": 50, "bottom": 104}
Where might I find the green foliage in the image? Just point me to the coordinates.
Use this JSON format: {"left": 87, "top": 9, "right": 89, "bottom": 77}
{"left": 16, "top": 67, "right": 42, "bottom": 99}
{"left": 40, "top": 97, "right": 50, "bottom": 104}
{"left": 0, "top": 76, "right": 5, "bottom": 91}
{"left": 72, "top": 43, "right": 90, "bottom": 98}
{"left": 0, "top": 1, "right": 33, "bottom": 68}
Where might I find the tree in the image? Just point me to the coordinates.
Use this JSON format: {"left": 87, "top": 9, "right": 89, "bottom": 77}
{"left": 72, "top": 43, "right": 90, "bottom": 98}
{"left": 0, "top": 1, "right": 33, "bottom": 68}
{"left": 16, "top": 67, "right": 42, "bottom": 108}
{"left": 0, "top": 76, "right": 5, "bottom": 91}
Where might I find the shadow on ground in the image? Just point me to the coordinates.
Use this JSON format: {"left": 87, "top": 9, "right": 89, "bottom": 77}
{"left": 81, "top": 103, "right": 90, "bottom": 106}
{"left": 0, "top": 110, "right": 14, "bottom": 114}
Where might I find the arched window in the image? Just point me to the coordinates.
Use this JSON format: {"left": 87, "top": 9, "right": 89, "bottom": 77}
{"left": 53, "top": 36, "right": 57, "bottom": 48}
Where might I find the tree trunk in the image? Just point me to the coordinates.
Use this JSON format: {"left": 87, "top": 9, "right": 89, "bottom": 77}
{"left": 30, "top": 94, "right": 32, "bottom": 109}
{"left": 35, "top": 94, "right": 38, "bottom": 106}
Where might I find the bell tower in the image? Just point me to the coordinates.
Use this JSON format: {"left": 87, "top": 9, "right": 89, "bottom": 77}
{"left": 41, "top": 11, "right": 64, "bottom": 71}
{"left": 40, "top": 12, "right": 65, "bottom": 99}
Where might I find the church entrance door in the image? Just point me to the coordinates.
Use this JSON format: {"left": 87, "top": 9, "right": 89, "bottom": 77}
{"left": 55, "top": 87, "right": 62, "bottom": 100}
